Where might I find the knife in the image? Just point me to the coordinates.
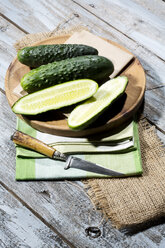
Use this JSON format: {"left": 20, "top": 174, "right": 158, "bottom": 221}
{"left": 11, "top": 130, "right": 124, "bottom": 177}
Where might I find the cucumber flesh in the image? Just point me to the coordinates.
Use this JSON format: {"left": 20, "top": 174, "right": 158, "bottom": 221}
{"left": 68, "top": 76, "right": 128, "bottom": 130}
{"left": 12, "top": 79, "right": 98, "bottom": 115}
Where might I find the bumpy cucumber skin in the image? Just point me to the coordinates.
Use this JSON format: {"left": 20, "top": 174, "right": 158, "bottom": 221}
{"left": 21, "top": 55, "right": 114, "bottom": 93}
{"left": 17, "top": 44, "right": 98, "bottom": 67}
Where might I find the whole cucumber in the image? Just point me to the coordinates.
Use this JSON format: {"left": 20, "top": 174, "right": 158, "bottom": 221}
{"left": 21, "top": 55, "right": 114, "bottom": 93}
{"left": 17, "top": 44, "right": 98, "bottom": 67}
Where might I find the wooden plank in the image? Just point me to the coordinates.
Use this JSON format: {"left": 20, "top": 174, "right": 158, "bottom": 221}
{"left": 144, "top": 87, "right": 165, "bottom": 133}
{"left": 0, "top": 0, "right": 165, "bottom": 132}
{"left": 72, "top": 0, "right": 165, "bottom": 60}
{"left": 0, "top": 16, "right": 25, "bottom": 89}
{"left": 132, "top": 0, "right": 165, "bottom": 20}
{"left": 0, "top": 90, "right": 165, "bottom": 247}
{"left": 157, "top": 130, "right": 165, "bottom": 145}
{"left": 0, "top": 0, "right": 70, "bottom": 33}
{"left": 0, "top": 184, "right": 69, "bottom": 248}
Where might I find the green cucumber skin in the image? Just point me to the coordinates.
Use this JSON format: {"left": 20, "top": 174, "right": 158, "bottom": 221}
{"left": 17, "top": 44, "right": 98, "bottom": 67}
{"left": 68, "top": 77, "right": 128, "bottom": 131}
{"left": 68, "top": 92, "right": 124, "bottom": 131}
{"left": 21, "top": 55, "right": 114, "bottom": 93}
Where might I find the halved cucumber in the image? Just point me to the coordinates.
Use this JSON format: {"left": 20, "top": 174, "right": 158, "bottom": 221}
{"left": 68, "top": 76, "right": 128, "bottom": 130}
{"left": 12, "top": 79, "right": 98, "bottom": 115}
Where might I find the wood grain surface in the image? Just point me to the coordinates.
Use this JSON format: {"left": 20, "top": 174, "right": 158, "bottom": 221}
{"left": 0, "top": 0, "right": 165, "bottom": 247}
{"left": 5, "top": 35, "right": 146, "bottom": 137}
{"left": 0, "top": 184, "right": 69, "bottom": 248}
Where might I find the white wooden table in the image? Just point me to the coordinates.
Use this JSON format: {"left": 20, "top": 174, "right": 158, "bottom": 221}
{"left": 0, "top": 1, "right": 165, "bottom": 247}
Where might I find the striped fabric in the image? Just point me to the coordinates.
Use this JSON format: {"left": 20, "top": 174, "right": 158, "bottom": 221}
{"left": 15, "top": 118, "right": 142, "bottom": 180}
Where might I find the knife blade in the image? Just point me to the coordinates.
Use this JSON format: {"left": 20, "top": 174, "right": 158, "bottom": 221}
{"left": 11, "top": 130, "right": 124, "bottom": 177}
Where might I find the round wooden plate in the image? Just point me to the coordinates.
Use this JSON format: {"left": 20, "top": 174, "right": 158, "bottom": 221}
{"left": 5, "top": 35, "right": 146, "bottom": 137}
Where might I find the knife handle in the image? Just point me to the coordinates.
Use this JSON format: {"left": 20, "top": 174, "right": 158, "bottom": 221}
{"left": 11, "top": 130, "right": 56, "bottom": 158}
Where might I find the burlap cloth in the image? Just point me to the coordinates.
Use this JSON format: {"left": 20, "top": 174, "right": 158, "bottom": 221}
{"left": 14, "top": 27, "right": 165, "bottom": 229}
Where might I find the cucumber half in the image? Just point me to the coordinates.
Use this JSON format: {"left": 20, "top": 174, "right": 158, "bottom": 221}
{"left": 68, "top": 76, "right": 128, "bottom": 130}
{"left": 12, "top": 79, "right": 98, "bottom": 115}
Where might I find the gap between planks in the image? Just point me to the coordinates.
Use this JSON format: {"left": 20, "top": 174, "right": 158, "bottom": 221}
{"left": 0, "top": 88, "right": 5, "bottom": 94}
{"left": 0, "top": 13, "right": 29, "bottom": 34}
{"left": 0, "top": 179, "right": 75, "bottom": 248}
{"left": 146, "top": 118, "right": 165, "bottom": 136}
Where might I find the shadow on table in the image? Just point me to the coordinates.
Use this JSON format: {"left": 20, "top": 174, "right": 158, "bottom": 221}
{"left": 121, "top": 216, "right": 165, "bottom": 235}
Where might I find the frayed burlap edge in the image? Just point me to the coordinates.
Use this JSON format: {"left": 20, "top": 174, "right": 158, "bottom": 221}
{"left": 84, "top": 118, "right": 165, "bottom": 229}
{"left": 14, "top": 25, "right": 88, "bottom": 51}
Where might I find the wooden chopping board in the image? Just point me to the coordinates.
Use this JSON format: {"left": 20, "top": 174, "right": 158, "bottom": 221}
{"left": 5, "top": 35, "right": 146, "bottom": 137}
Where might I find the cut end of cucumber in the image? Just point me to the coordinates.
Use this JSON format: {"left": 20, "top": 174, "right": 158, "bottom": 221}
{"left": 12, "top": 79, "right": 98, "bottom": 115}
{"left": 68, "top": 76, "right": 128, "bottom": 130}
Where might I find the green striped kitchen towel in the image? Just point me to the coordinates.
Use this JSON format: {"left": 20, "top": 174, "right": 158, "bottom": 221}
{"left": 15, "top": 118, "right": 142, "bottom": 180}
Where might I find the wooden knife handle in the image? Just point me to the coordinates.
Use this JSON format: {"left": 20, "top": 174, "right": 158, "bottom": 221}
{"left": 11, "top": 130, "right": 55, "bottom": 158}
